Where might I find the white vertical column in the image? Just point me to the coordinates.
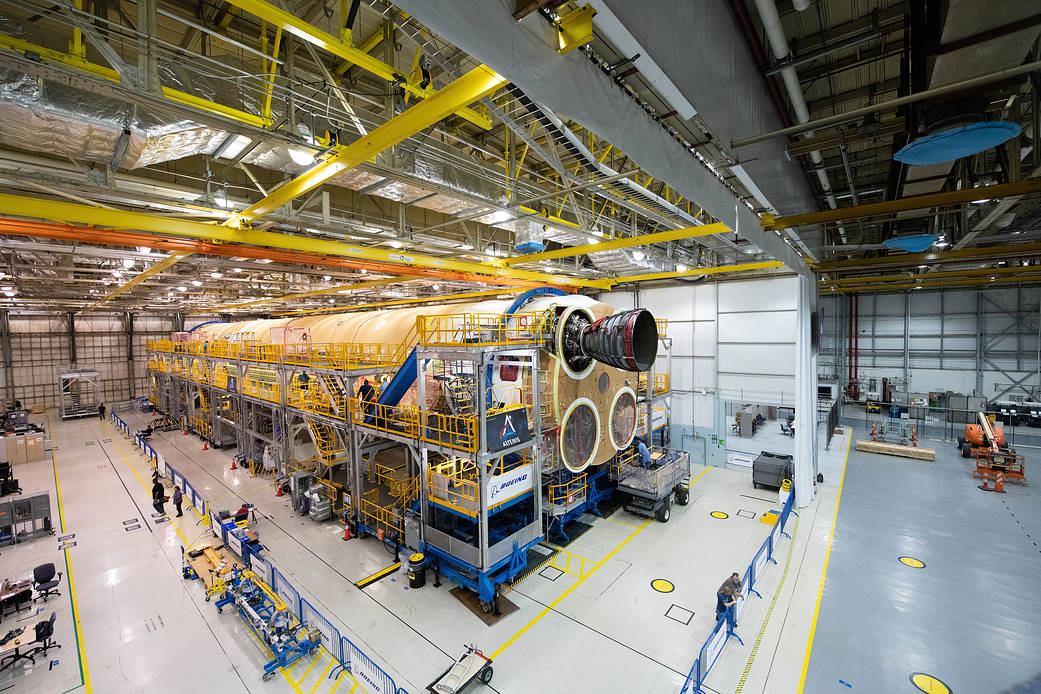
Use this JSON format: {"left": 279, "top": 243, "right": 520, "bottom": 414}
{"left": 794, "top": 274, "right": 818, "bottom": 506}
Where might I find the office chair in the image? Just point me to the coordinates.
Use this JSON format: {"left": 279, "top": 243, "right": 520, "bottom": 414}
{"left": 32, "top": 563, "right": 63, "bottom": 601}
{"left": 26, "top": 612, "right": 60, "bottom": 659}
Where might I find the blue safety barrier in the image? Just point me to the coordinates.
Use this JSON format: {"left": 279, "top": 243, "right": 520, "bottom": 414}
{"left": 113, "top": 410, "right": 411, "bottom": 693}
{"left": 338, "top": 635, "right": 405, "bottom": 694}
{"left": 273, "top": 568, "right": 302, "bottom": 621}
{"left": 301, "top": 599, "right": 344, "bottom": 664}
{"left": 680, "top": 490, "right": 796, "bottom": 693}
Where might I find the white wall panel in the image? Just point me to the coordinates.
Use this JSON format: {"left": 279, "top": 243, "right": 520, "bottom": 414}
{"left": 641, "top": 286, "right": 694, "bottom": 321}
{"left": 693, "top": 284, "right": 716, "bottom": 320}
{"left": 717, "top": 277, "right": 797, "bottom": 313}
{"left": 717, "top": 311, "right": 796, "bottom": 343}
{"left": 599, "top": 291, "right": 636, "bottom": 309}
{"left": 718, "top": 343, "right": 796, "bottom": 375}
{"left": 693, "top": 324, "right": 716, "bottom": 357}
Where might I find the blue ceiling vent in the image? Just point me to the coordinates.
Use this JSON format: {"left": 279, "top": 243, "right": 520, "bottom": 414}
{"left": 883, "top": 234, "right": 937, "bottom": 253}
{"left": 894, "top": 121, "right": 1021, "bottom": 166}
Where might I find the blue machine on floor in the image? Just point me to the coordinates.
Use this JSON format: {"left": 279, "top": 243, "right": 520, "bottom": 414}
{"left": 422, "top": 454, "right": 542, "bottom": 608}
{"left": 212, "top": 568, "right": 320, "bottom": 681}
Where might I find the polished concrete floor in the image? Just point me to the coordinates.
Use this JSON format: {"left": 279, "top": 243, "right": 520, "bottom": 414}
{"left": 2, "top": 410, "right": 1034, "bottom": 694}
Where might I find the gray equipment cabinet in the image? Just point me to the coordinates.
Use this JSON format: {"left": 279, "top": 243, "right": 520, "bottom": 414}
{"left": 0, "top": 490, "right": 53, "bottom": 545}
{"left": 752, "top": 452, "right": 794, "bottom": 490}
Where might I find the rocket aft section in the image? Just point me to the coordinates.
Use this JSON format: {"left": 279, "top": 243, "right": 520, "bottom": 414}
{"left": 193, "top": 294, "right": 658, "bottom": 472}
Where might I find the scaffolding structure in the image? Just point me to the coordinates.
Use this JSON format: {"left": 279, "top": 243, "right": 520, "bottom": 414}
{"left": 146, "top": 307, "right": 671, "bottom": 609}
{"left": 57, "top": 364, "right": 102, "bottom": 420}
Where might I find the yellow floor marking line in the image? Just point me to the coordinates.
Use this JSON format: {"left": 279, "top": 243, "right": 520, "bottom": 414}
{"left": 49, "top": 415, "right": 93, "bottom": 694}
{"left": 492, "top": 466, "right": 712, "bottom": 660}
{"left": 112, "top": 424, "right": 372, "bottom": 694}
{"left": 604, "top": 515, "right": 641, "bottom": 528}
{"left": 309, "top": 662, "right": 336, "bottom": 694}
{"left": 733, "top": 514, "right": 800, "bottom": 693}
{"left": 326, "top": 668, "right": 349, "bottom": 693}
{"left": 797, "top": 434, "right": 852, "bottom": 693}
{"left": 348, "top": 682, "right": 359, "bottom": 693}
{"left": 297, "top": 648, "right": 322, "bottom": 681}
{"left": 549, "top": 548, "right": 597, "bottom": 578}
{"left": 103, "top": 425, "right": 314, "bottom": 693}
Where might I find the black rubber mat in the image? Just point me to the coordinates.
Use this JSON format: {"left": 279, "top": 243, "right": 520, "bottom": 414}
{"left": 547, "top": 519, "right": 594, "bottom": 547}
{"left": 594, "top": 493, "right": 625, "bottom": 518}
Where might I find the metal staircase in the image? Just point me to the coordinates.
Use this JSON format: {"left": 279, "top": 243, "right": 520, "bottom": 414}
{"left": 444, "top": 376, "right": 478, "bottom": 417}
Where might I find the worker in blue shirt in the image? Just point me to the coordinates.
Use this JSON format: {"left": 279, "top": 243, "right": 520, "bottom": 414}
{"left": 715, "top": 583, "right": 736, "bottom": 625}
{"left": 632, "top": 436, "right": 652, "bottom": 467}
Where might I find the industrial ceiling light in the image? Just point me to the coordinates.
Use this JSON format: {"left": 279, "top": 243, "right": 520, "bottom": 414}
{"left": 112, "top": 270, "right": 123, "bottom": 278}
{"left": 177, "top": 286, "right": 187, "bottom": 291}
{"left": 894, "top": 98, "right": 1021, "bottom": 166}
{"left": 3, "top": 291, "right": 14, "bottom": 297}
{"left": 122, "top": 258, "right": 135, "bottom": 269}
{"left": 327, "top": 298, "right": 334, "bottom": 304}
{"left": 632, "top": 250, "right": 645, "bottom": 261}
{"left": 256, "top": 258, "right": 273, "bottom": 264}
{"left": 322, "top": 275, "right": 331, "bottom": 281}
{"left": 460, "top": 244, "right": 474, "bottom": 250}
{"left": 211, "top": 272, "right": 223, "bottom": 279}
{"left": 387, "top": 240, "right": 403, "bottom": 249}
{"left": 676, "top": 264, "right": 688, "bottom": 272}
{"left": 191, "top": 280, "right": 202, "bottom": 286}
{"left": 233, "top": 268, "right": 243, "bottom": 273}
{"left": 0, "top": 286, "right": 11, "bottom": 291}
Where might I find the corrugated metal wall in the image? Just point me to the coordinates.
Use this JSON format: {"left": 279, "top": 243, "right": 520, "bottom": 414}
{"left": 0, "top": 313, "right": 175, "bottom": 409}
{"left": 819, "top": 287, "right": 1041, "bottom": 399}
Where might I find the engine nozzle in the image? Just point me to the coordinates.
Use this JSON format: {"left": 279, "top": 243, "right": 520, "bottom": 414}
{"left": 554, "top": 307, "right": 658, "bottom": 377}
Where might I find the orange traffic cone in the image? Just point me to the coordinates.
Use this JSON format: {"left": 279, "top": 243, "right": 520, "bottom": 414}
{"left": 203, "top": 441, "right": 209, "bottom": 450}
{"left": 276, "top": 485, "right": 284, "bottom": 497}
{"left": 342, "top": 524, "right": 351, "bottom": 541}
{"left": 911, "top": 428, "right": 917, "bottom": 448}
{"left": 183, "top": 428, "right": 188, "bottom": 435}
{"left": 230, "top": 458, "right": 237, "bottom": 470}
{"left": 994, "top": 471, "right": 1007, "bottom": 494}
{"left": 978, "top": 473, "right": 991, "bottom": 491}
{"left": 871, "top": 423, "right": 877, "bottom": 442}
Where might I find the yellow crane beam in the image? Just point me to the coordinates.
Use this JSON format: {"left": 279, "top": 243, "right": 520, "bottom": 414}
{"left": 225, "top": 64, "right": 506, "bottom": 225}
{"left": 201, "top": 275, "right": 418, "bottom": 313}
{"left": 608, "top": 260, "right": 785, "bottom": 285}
{"left": 0, "top": 194, "right": 610, "bottom": 289}
{"left": 273, "top": 287, "right": 526, "bottom": 316}
{"left": 83, "top": 252, "right": 190, "bottom": 312}
{"left": 221, "top": 0, "right": 492, "bottom": 129}
{"left": 821, "top": 272, "right": 1041, "bottom": 294}
{"left": 763, "top": 179, "right": 1041, "bottom": 230}
{"left": 500, "top": 222, "right": 731, "bottom": 266}
{"left": 819, "top": 265, "right": 1041, "bottom": 286}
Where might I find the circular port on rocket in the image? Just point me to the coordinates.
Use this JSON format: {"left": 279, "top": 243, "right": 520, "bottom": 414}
{"left": 559, "top": 397, "right": 600, "bottom": 472}
{"left": 608, "top": 386, "right": 638, "bottom": 450}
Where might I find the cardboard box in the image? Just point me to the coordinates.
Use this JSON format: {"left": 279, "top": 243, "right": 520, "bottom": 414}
{"left": 10, "top": 436, "right": 26, "bottom": 465}
{"left": 25, "top": 434, "right": 46, "bottom": 463}
{"left": 31, "top": 404, "right": 45, "bottom": 414}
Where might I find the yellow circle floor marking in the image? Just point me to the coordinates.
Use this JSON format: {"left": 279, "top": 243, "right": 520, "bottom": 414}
{"left": 711, "top": 511, "right": 729, "bottom": 519}
{"left": 910, "top": 672, "right": 951, "bottom": 694}
{"left": 899, "top": 556, "right": 926, "bottom": 569}
{"left": 651, "top": 579, "right": 674, "bottom": 593}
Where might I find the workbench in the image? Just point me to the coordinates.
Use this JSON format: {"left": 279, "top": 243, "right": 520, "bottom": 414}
{"left": 186, "top": 544, "right": 241, "bottom": 591}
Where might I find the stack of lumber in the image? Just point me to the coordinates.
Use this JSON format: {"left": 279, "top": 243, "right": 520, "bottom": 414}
{"left": 854, "top": 440, "right": 935, "bottom": 461}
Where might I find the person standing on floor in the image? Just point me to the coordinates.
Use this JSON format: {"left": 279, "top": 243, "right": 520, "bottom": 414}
{"left": 172, "top": 485, "right": 183, "bottom": 517}
{"left": 718, "top": 572, "right": 744, "bottom": 599}
{"left": 151, "top": 477, "right": 166, "bottom": 515}
{"left": 715, "top": 583, "right": 736, "bottom": 624}
{"left": 98, "top": 403, "right": 106, "bottom": 421}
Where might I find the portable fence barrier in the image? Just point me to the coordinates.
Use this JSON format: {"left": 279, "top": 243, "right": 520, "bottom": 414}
{"left": 679, "top": 490, "right": 797, "bottom": 694}
{"left": 108, "top": 413, "right": 409, "bottom": 693}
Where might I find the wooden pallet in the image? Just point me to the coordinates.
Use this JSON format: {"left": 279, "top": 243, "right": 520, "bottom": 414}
{"left": 855, "top": 440, "right": 935, "bottom": 461}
